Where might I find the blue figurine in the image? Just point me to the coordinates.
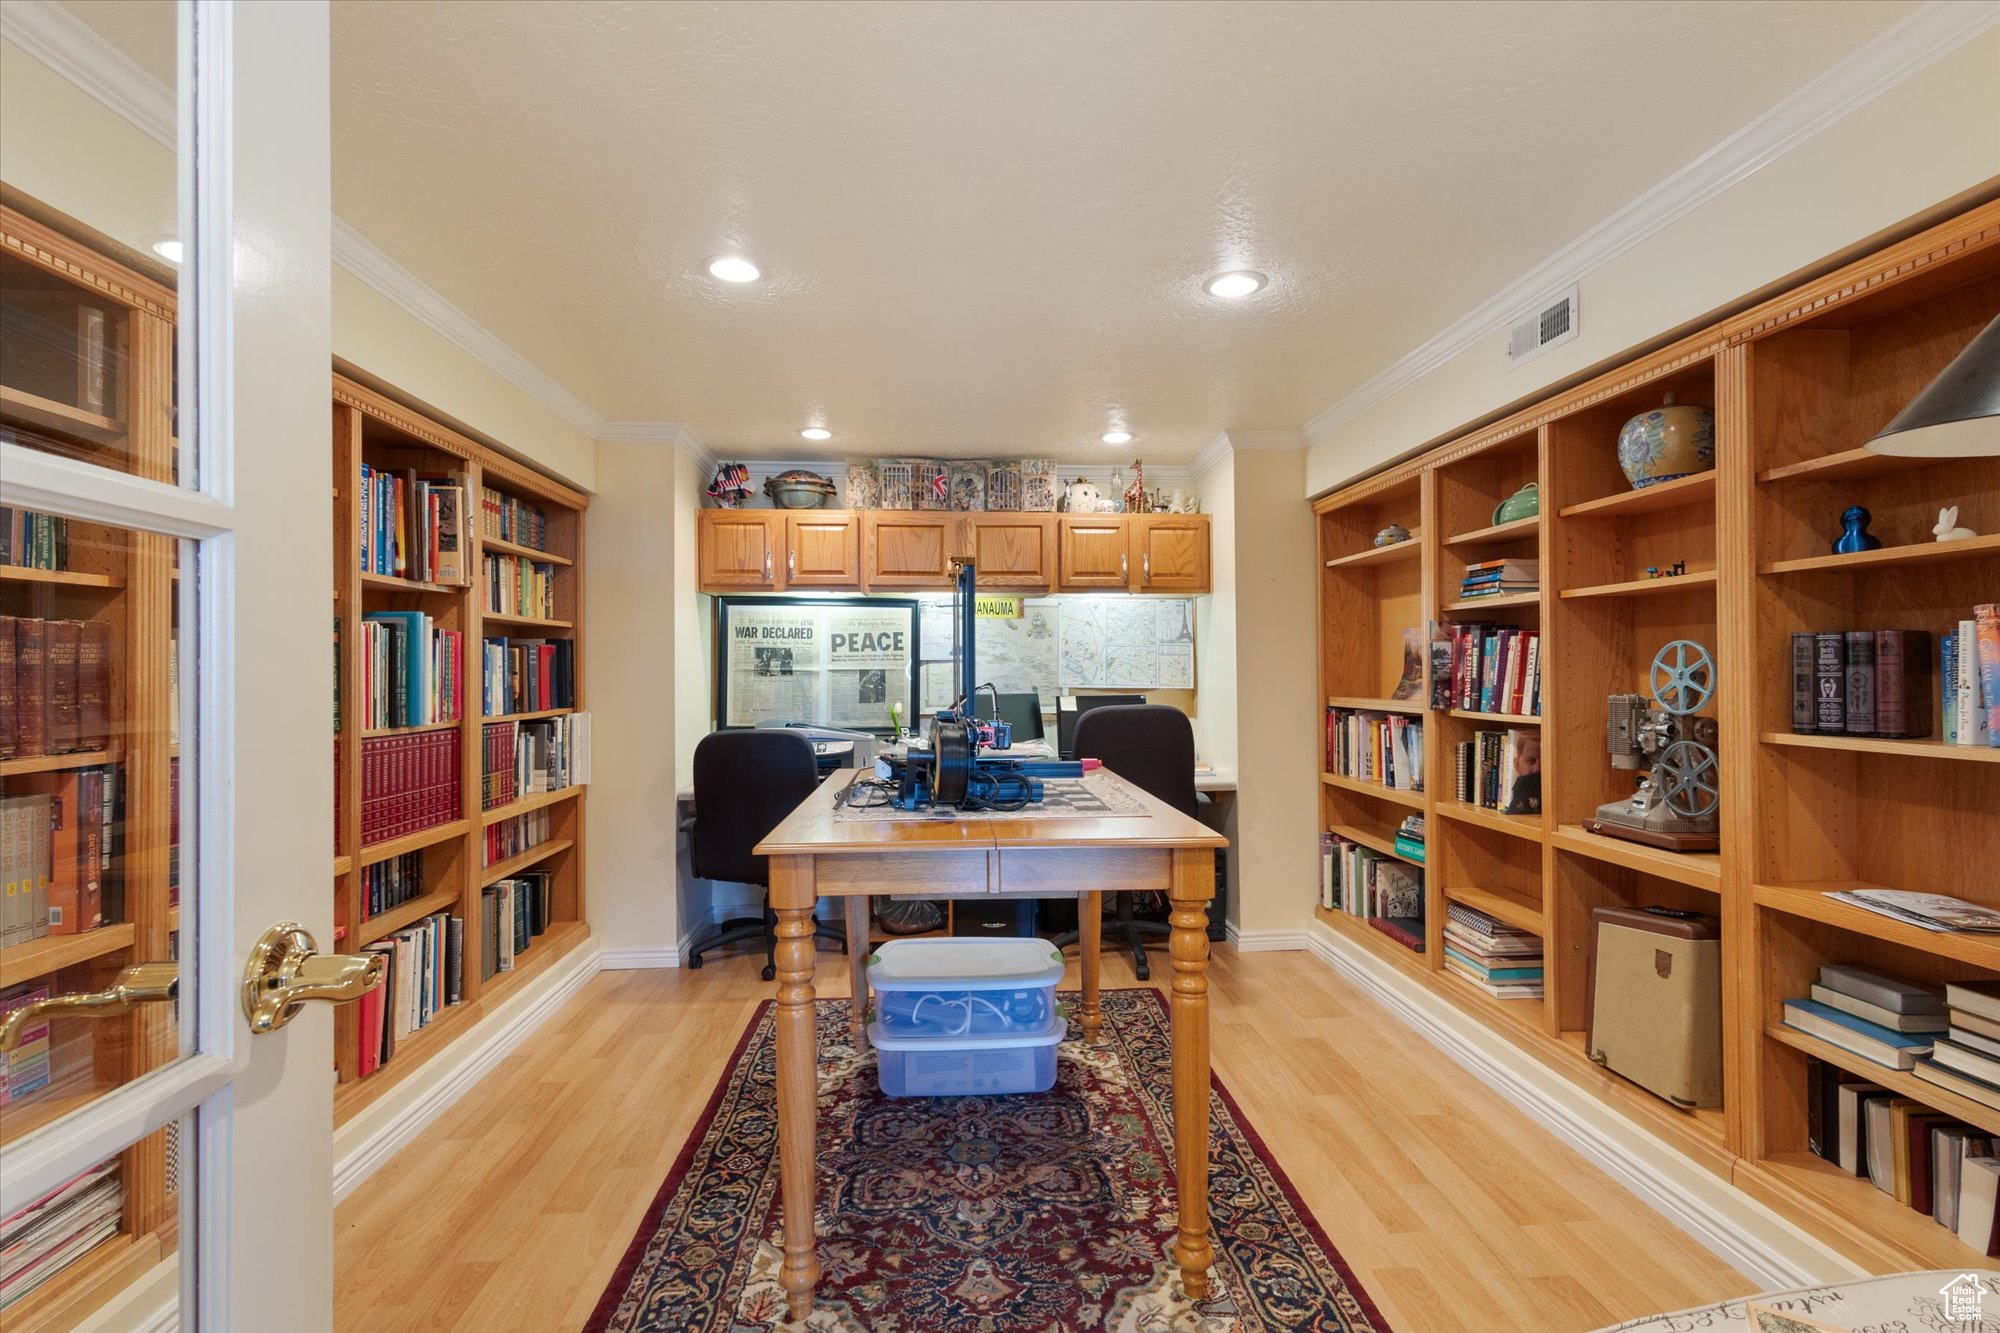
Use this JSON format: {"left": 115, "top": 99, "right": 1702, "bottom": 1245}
{"left": 1832, "top": 505, "right": 1883, "bottom": 554}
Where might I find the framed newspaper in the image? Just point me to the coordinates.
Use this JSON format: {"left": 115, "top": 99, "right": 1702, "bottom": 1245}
{"left": 715, "top": 596, "right": 919, "bottom": 734}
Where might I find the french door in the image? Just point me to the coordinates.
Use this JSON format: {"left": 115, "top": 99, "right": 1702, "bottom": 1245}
{"left": 0, "top": 2, "right": 339, "bottom": 1327}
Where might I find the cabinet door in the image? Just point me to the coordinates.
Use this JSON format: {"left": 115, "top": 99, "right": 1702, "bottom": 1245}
{"left": 864, "top": 511, "right": 957, "bottom": 589}
{"left": 785, "top": 511, "right": 862, "bottom": 587}
{"left": 698, "top": 510, "right": 783, "bottom": 590}
{"left": 1058, "top": 516, "right": 1132, "bottom": 590}
{"left": 968, "top": 514, "right": 1055, "bottom": 590}
{"left": 1134, "top": 514, "right": 1210, "bottom": 593}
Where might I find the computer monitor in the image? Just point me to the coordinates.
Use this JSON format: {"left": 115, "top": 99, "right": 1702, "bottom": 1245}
{"left": 973, "top": 691, "right": 1044, "bottom": 742}
{"left": 1056, "top": 693, "right": 1145, "bottom": 759}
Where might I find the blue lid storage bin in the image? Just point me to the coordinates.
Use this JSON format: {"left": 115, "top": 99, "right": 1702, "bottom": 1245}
{"left": 868, "top": 938, "right": 1064, "bottom": 1039}
{"left": 868, "top": 1017, "right": 1064, "bottom": 1097}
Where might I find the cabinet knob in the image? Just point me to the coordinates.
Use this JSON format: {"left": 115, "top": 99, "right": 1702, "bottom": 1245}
{"left": 764, "top": 549, "right": 774, "bottom": 580}
{"left": 1120, "top": 552, "right": 1128, "bottom": 579}
{"left": 788, "top": 550, "right": 796, "bottom": 579}
{"left": 1142, "top": 552, "right": 1151, "bottom": 584}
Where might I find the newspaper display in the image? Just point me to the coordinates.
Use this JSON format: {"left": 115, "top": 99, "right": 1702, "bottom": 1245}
{"left": 722, "top": 604, "right": 820, "bottom": 726}
{"left": 720, "top": 601, "right": 914, "bottom": 730}
{"left": 823, "top": 607, "right": 914, "bottom": 729}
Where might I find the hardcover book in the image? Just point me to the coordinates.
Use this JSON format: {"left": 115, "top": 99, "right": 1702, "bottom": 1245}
{"left": 1813, "top": 631, "right": 1845, "bottom": 732}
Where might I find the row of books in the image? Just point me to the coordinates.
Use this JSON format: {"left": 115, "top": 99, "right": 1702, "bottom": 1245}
{"left": 1790, "top": 612, "right": 1999, "bottom": 743}
{"left": 481, "top": 715, "right": 586, "bottom": 811}
{"left": 1808, "top": 1058, "right": 2000, "bottom": 1255}
{"left": 359, "top": 730, "right": 462, "bottom": 846}
{"left": 481, "top": 486, "right": 550, "bottom": 552}
{"left": 0, "top": 509, "right": 70, "bottom": 570}
{"left": 484, "top": 553, "right": 558, "bottom": 621}
{"left": 1781, "top": 963, "right": 1948, "bottom": 1071}
{"left": 1443, "top": 900, "right": 1543, "bottom": 999}
{"left": 1946, "top": 608, "right": 2000, "bottom": 745}
{"left": 0, "top": 984, "right": 50, "bottom": 1105}
{"left": 484, "top": 807, "right": 553, "bottom": 867}
{"left": 484, "top": 870, "right": 554, "bottom": 978}
{"left": 359, "top": 612, "right": 464, "bottom": 730}
{"left": 1451, "top": 729, "right": 1540, "bottom": 815}
{"left": 0, "top": 1159, "right": 121, "bottom": 1311}
{"left": 1434, "top": 622, "right": 1540, "bottom": 716}
{"left": 0, "top": 617, "right": 112, "bottom": 758}
{"left": 480, "top": 635, "right": 575, "bottom": 716}
{"left": 1319, "top": 832, "right": 1422, "bottom": 916}
{"left": 1, "top": 766, "right": 117, "bottom": 944}
{"left": 358, "top": 464, "right": 470, "bottom": 585}
{"left": 1457, "top": 556, "right": 1537, "bottom": 601}
{"left": 355, "top": 911, "right": 460, "bottom": 1079}
{"left": 1323, "top": 707, "right": 1424, "bottom": 792}
{"left": 360, "top": 851, "right": 425, "bottom": 922}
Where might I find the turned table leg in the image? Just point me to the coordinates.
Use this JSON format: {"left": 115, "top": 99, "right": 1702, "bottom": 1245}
{"left": 844, "top": 895, "right": 870, "bottom": 1045}
{"left": 1079, "top": 890, "right": 1102, "bottom": 1042}
{"left": 771, "top": 861, "right": 821, "bottom": 1322}
{"left": 1168, "top": 849, "right": 1215, "bottom": 1302}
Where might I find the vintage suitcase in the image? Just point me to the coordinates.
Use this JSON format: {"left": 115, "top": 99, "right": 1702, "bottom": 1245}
{"left": 1586, "top": 906, "right": 1723, "bottom": 1109}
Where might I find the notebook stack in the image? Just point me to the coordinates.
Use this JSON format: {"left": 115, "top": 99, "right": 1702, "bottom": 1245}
{"left": 1781, "top": 964, "right": 1943, "bottom": 1070}
{"left": 1442, "top": 901, "right": 1542, "bottom": 999}
{"left": 1457, "top": 557, "right": 1538, "bottom": 601}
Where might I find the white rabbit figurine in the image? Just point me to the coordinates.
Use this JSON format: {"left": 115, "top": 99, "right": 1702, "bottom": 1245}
{"left": 1934, "top": 506, "right": 1977, "bottom": 541}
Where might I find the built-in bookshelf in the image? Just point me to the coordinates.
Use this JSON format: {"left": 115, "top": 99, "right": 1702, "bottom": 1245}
{"left": 330, "top": 374, "right": 590, "bottom": 1123}
{"left": 1313, "top": 196, "right": 2000, "bottom": 1268}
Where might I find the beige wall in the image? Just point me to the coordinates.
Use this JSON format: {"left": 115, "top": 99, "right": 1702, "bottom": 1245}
{"left": 1307, "top": 28, "right": 2000, "bottom": 495}
{"left": 1190, "top": 456, "right": 1237, "bottom": 778}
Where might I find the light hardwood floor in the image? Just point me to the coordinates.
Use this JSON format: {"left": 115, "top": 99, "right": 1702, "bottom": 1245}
{"left": 333, "top": 944, "right": 1755, "bottom": 1332}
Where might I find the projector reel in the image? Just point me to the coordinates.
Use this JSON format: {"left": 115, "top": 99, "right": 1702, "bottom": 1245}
{"left": 1650, "top": 639, "right": 1715, "bottom": 716}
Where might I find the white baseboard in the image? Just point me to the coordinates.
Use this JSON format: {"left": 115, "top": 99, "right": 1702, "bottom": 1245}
{"left": 1302, "top": 919, "right": 1862, "bottom": 1290}
{"left": 332, "top": 937, "right": 603, "bottom": 1203}
{"left": 600, "top": 930, "right": 692, "bottom": 970}
{"left": 1225, "top": 923, "right": 1312, "bottom": 952}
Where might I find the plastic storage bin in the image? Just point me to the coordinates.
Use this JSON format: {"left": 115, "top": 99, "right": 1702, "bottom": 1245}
{"left": 868, "top": 1017, "right": 1064, "bottom": 1097}
{"left": 868, "top": 937, "right": 1064, "bottom": 1038}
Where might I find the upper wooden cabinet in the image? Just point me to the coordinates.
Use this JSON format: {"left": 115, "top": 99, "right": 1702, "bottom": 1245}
{"left": 785, "top": 512, "right": 862, "bottom": 588}
{"left": 697, "top": 510, "right": 784, "bottom": 590}
{"left": 966, "top": 514, "right": 1056, "bottom": 591}
{"left": 1132, "top": 514, "right": 1210, "bottom": 593}
{"left": 1057, "top": 516, "right": 1131, "bottom": 590}
{"left": 863, "top": 512, "right": 957, "bottom": 589}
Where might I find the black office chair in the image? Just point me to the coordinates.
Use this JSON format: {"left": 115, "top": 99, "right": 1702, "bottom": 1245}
{"left": 1051, "top": 704, "right": 1195, "bottom": 980}
{"left": 685, "top": 730, "right": 846, "bottom": 979}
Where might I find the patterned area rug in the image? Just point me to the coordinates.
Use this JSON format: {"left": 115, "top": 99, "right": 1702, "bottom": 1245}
{"left": 588, "top": 988, "right": 1388, "bottom": 1332}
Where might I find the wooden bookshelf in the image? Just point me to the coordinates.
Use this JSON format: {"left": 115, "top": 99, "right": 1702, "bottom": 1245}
{"left": 330, "top": 372, "right": 590, "bottom": 1121}
{"left": 1312, "top": 195, "right": 2000, "bottom": 1270}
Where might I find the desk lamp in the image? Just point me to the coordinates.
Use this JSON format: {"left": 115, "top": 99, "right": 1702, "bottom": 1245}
{"left": 1866, "top": 313, "right": 2000, "bottom": 457}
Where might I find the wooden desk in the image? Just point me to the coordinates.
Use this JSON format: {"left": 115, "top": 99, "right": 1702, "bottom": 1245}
{"left": 753, "top": 770, "right": 1228, "bottom": 1322}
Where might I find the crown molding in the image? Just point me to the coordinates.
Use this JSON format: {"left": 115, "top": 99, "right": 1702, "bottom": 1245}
{"left": 1, "top": 0, "right": 173, "bottom": 148}
{"left": 598, "top": 420, "right": 714, "bottom": 473}
{"left": 1186, "top": 430, "right": 1304, "bottom": 482}
{"left": 1186, "top": 432, "right": 1233, "bottom": 481}
{"left": 1300, "top": 0, "right": 2000, "bottom": 447}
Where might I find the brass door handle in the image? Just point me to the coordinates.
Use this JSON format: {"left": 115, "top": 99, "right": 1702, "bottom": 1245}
{"left": 0, "top": 963, "right": 178, "bottom": 1052}
{"left": 241, "top": 922, "right": 385, "bottom": 1035}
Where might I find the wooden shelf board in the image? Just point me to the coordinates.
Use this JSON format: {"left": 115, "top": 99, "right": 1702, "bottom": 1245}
{"left": 1435, "top": 801, "right": 1544, "bottom": 843}
{"left": 0, "top": 749, "right": 117, "bottom": 778}
{"left": 480, "top": 785, "right": 582, "bottom": 827}
{"left": 479, "top": 836, "right": 577, "bottom": 888}
{"left": 0, "top": 922, "right": 136, "bottom": 985}
{"left": 360, "top": 719, "right": 461, "bottom": 739}
{"left": 357, "top": 887, "right": 462, "bottom": 946}
{"left": 1765, "top": 1021, "right": 2000, "bottom": 1140}
{"left": 0, "top": 566, "right": 122, "bottom": 590}
{"left": 1551, "top": 824, "right": 1721, "bottom": 890}
{"left": 0, "top": 1216, "right": 166, "bottom": 1330}
{"left": 1736, "top": 1153, "right": 1997, "bottom": 1272}
{"left": 359, "top": 819, "right": 471, "bottom": 865}
{"left": 1762, "top": 530, "right": 2000, "bottom": 575}
{"left": 359, "top": 570, "right": 465, "bottom": 596}
{"left": 1320, "top": 772, "right": 1426, "bottom": 810}
{"left": 1558, "top": 470, "right": 1716, "bottom": 519}
{"left": 1444, "top": 591, "right": 1540, "bottom": 612}
{"left": 1443, "top": 515, "right": 1539, "bottom": 547}
{"left": 482, "top": 535, "right": 573, "bottom": 566}
{"left": 0, "top": 1060, "right": 121, "bottom": 1147}
{"left": 1325, "top": 696, "right": 1425, "bottom": 715}
{"left": 1324, "top": 534, "right": 1422, "bottom": 569}
{"left": 332, "top": 854, "right": 353, "bottom": 878}
{"left": 1761, "top": 731, "right": 2000, "bottom": 764}
{"left": 1446, "top": 709, "right": 1541, "bottom": 725}
{"left": 0, "top": 384, "right": 124, "bottom": 442}
{"left": 1560, "top": 570, "right": 1717, "bottom": 600}
{"left": 1314, "top": 904, "right": 1430, "bottom": 978}
{"left": 1445, "top": 883, "right": 1544, "bottom": 935}
{"left": 1756, "top": 446, "right": 1950, "bottom": 485}
{"left": 481, "top": 612, "right": 572, "bottom": 631}
{"left": 1327, "top": 821, "right": 1421, "bottom": 865}
{"left": 1753, "top": 882, "right": 2000, "bottom": 972}
{"left": 475, "top": 920, "right": 589, "bottom": 1004}
{"left": 482, "top": 707, "right": 575, "bottom": 724}
{"left": 1435, "top": 965, "right": 1547, "bottom": 1038}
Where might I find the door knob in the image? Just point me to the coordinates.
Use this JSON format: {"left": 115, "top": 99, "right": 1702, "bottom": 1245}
{"left": 241, "top": 922, "right": 385, "bottom": 1035}
{"left": 0, "top": 963, "right": 178, "bottom": 1052}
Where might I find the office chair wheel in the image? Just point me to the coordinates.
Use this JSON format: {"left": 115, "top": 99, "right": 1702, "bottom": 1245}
{"left": 761, "top": 963, "right": 776, "bottom": 982}
{"left": 688, "top": 952, "right": 704, "bottom": 970}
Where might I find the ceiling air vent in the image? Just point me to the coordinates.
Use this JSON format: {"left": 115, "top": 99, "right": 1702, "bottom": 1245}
{"left": 1506, "top": 284, "right": 1579, "bottom": 369}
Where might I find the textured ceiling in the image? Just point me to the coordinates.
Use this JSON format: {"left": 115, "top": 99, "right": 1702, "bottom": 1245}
{"left": 121, "top": 2, "right": 1934, "bottom": 462}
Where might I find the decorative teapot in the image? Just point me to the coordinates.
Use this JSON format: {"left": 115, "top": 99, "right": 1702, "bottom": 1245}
{"left": 1063, "top": 478, "right": 1102, "bottom": 513}
{"left": 1491, "top": 482, "right": 1540, "bottom": 525}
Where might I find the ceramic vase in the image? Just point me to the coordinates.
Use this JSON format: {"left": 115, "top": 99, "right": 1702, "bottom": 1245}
{"left": 1617, "top": 392, "right": 1714, "bottom": 489}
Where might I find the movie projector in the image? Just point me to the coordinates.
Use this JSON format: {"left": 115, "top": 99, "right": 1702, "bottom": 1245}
{"left": 1585, "top": 640, "right": 1721, "bottom": 852}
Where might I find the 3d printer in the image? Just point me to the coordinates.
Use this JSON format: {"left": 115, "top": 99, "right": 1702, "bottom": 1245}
{"left": 1584, "top": 639, "right": 1721, "bottom": 852}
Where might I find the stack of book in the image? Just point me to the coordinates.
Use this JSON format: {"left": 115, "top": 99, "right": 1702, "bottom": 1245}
{"left": 1393, "top": 814, "right": 1426, "bottom": 864}
{"left": 0, "top": 984, "right": 51, "bottom": 1105}
{"left": 1790, "top": 607, "right": 1998, "bottom": 744}
{"left": 1782, "top": 964, "right": 1943, "bottom": 1070}
{"left": 481, "top": 715, "right": 587, "bottom": 811}
{"left": 484, "top": 806, "right": 554, "bottom": 866}
{"left": 356, "top": 910, "right": 460, "bottom": 1078}
{"left": 1451, "top": 728, "right": 1540, "bottom": 815}
{"left": 483, "top": 869, "right": 553, "bottom": 977}
{"left": 1442, "top": 901, "right": 1542, "bottom": 999}
{"left": 358, "top": 729, "right": 462, "bottom": 846}
{"left": 1438, "top": 622, "right": 1540, "bottom": 715}
{"left": 480, "top": 487, "right": 548, "bottom": 551}
{"left": 0, "top": 508, "right": 70, "bottom": 570}
{"left": 1323, "top": 706, "right": 1423, "bottom": 792}
{"left": 0, "top": 617, "right": 113, "bottom": 758}
{"left": 359, "top": 851, "right": 425, "bottom": 921}
{"left": 1915, "top": 982, "right": 2000, "bottom": 1114}
{"left": 358, "top": 464, "right": 471, "bottom": 585}
{"left": 0, "top": 1160, "right": 122, "bottom": 1311}
{"left": 480, "top": 636, "right": 575, "bottom": 715}
{"left": 484, "top": 553, "right": 558, "bottom": 620}
{"left": 1458, "top": 557, "right": 1537, "bottom": 601}
{"left": 359, "top": 611, "right": 463, "bottom": 729}
{"left": 1, "top": 765, "right": 118, "bottom": 943}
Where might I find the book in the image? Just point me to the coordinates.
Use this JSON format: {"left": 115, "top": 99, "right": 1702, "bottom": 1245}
{"left": 15, "top": 620, "right": 45, "bottom": 758}
{"left": 1945, "top": 630, "right": 1961, "bottom": 742}
{"left": 1813, "top": 631, "right": 1845, "bottom": 732}
{"left": 1808, "top": 983, "right": 1947, "bottom": 1032}
{"left": 1932, "top": 1124, "right": 1992, "bottom": 1230}
{"left": 44, "top": 619, "right": 80, "bottom": 755}
{"left": 1915, "top": 1056, "right": 2000, "bottom": 1116}
{"left": 1873, "top": 629, "right": 1932, "bottom": 739}
{"left": 1805, "top": 1056, "right": 1842, "bottom": 1162}
{"left": 1842, "top": 630, "right": 1875, "bottom": 735}
{"left": 1930, "top": 1036, "right": 2000, "bottom": 1088}
{"left": 1978, "top": 603, "right": 2000, "bottom": 747}
{"left": 1828, "top": 889, "right": 2000, "bottom": 934}
{"left": 1957, "top": 618, "right": 1992, "bottom": 746}
{"left": 1500, "top": 729, "right": 1540, "bottom": 814}
{"left": 75, "top": 621, "right": 110, "bottom": 752}
{"left": 1837, "top": 1083, "right": 1888, "bottom": 1175}
{"left": 1367, "top": 916, "right": 1424, "bottom": 952}
{"left": 0, "top": 619, "right": 14, "bottom": 759}
{"left": 1789, "top": 633, "right": 1816, "bottom": 733}
{"left": 1782, "top": 999, "right": 1932, "bottom": 1070}
{"left": 1816, "top": 963, "right": 1945, "bottom": 1015}
{"left": 1865, "top": 1095, "right": 1915, "bottom": 1193}
{"left": 1961, "top": 1156, "right": 2000, "bottom": 1255}
{"left": 1949, "top": 981, "right": 2000, "bottom": 1025}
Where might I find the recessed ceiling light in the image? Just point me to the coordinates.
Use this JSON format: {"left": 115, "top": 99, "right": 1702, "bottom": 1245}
{"left": 1205, "top": 270, "right": 1266, "bottom": 299}
{"left": 152, "top": 239, "right": 183, "bottom": 264}
{"left": 800, "top": 427, "right": 832, "bottom": 441}
{"left": 707, "top": 255, "right": 762, "bottom": 283}
{"left": 1102, "top": 430, "right": 1133, "bottom": 445}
